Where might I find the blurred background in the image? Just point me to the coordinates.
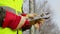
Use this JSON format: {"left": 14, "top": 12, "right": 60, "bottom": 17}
{"left": 23, "top": 0, "right": 60, "bottom": 34}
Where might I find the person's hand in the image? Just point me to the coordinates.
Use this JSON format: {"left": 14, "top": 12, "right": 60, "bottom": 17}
{"left": 34, "top": 18, "right": 45, "bottom": 29}
{"left": 30, "top": 18, "right": 45, "bottom": 29}
{"left": 21, "top": 13, "right": 45, "bottom": 30}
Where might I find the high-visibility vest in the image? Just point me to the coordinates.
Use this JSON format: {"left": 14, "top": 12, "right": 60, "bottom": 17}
{"left": 0, "top": 0, "right": 23, "bottom": 34}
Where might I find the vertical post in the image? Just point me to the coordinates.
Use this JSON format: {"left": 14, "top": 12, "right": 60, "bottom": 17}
{"left": 29, "top": 0, "right": 35, "bottom": 13}
{"left": 29, "top": 0, "right": 36, "bottom": 34}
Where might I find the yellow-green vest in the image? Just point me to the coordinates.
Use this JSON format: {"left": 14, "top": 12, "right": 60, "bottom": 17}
{"left": 0, "top": 0, "right": 23, "bottom": 34}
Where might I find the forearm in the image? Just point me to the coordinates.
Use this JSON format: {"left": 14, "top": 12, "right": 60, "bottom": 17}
{"left": 2, "top": 11, "right": 32, "bottom": 31}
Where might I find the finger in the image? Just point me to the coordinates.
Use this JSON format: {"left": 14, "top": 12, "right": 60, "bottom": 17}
{"left": 34, "top": 23, "right": 40, "bottom": 29}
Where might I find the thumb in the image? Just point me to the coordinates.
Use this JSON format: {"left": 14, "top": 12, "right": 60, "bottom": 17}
{"left": 28, "top": 13, "right": 37, "bottom": 18}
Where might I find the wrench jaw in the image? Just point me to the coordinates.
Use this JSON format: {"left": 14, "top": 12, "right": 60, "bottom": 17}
{"left": 28, "top": 14, "right": 50, "bottom": 22}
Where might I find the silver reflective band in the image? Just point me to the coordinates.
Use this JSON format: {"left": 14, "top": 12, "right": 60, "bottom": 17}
{"left": 16, "top": 16, "right": 26, "bottom": 29}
